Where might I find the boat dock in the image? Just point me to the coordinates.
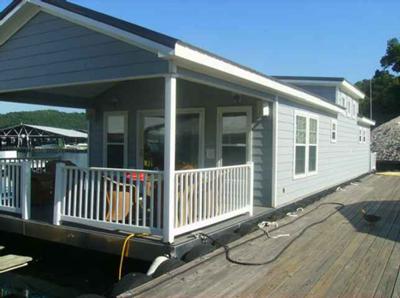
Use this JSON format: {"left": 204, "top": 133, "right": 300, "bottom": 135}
{"left": 126, "top": 174, "right": 400, "bottom": 297}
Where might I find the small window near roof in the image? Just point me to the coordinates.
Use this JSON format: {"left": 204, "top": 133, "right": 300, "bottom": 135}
{"left": 331, "top": 120, "right": 337, "bottom": 143}
{"left": 359, "top": 127, "right": 362, "bottom": 143}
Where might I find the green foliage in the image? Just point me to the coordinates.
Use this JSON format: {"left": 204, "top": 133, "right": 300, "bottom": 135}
{"left": 0, "top": 110, "right": 87, "bottom": 130}
{"left": 380, "top": 38, "right": 400, "bottom": 73}
{"left": 356, "top": 38, "right": 400, "bottom": 125}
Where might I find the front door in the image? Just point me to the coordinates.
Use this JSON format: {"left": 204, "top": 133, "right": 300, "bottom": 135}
{"left": 217, "top": 106, "right": 252, "bottom": 166}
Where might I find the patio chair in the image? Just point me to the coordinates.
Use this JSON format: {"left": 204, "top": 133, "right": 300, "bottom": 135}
{"left": 105, "top": 177, "right": 137, "bottom": 222}
{"left": 175, "top": 163, "right": 196, "bottom": 227}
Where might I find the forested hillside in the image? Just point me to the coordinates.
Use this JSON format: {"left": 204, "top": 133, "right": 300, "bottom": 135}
{"left": 0, "top": 110, "right": 87, "bottom": 130}
{"left": 356, "top": 38, "right": 400, "bottom": 125}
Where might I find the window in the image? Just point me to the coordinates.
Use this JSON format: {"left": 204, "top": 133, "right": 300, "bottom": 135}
{"left": 352, "top": 101, "right": 357, "bottom": 119}
{"left": 217, "top": 106, "right": 252, "bottom": 166}
{"left": 362, "top": 128, "right": 366, "bottom": 143}
{"left": 346, "top": 98, "right": 351, "bottom": 117}
{"left": 139, "top": 109, "right": 204, "bottom": 170}
{"left": 359, "top": 127, "right": 364, "bottom": 143}
{"left": 104, "top": 112, "right": 127, "bottom": 168}
{"left": 294, "top": 112, "right": 318, "bottom": 178}
{"left": 331, "top": 120, "right": 337, "bottom": 143}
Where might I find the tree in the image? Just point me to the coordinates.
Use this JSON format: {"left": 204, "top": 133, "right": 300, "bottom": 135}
{"left": 356, "top": 38, "right": 400, "bottom": 125}
{"left": 380, "top": 38, "right": 400, "bottom": 73}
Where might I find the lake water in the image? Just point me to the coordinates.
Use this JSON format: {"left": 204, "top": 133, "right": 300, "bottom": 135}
{"left": 0, "top": 232, "right": 149, "bottom": 297}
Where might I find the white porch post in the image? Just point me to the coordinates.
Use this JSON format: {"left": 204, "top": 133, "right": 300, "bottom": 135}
{"left": 163, "top": 75, "right": 176, "bottom": 243}
{"left": 20, "top": 161, "right": 31, "bottom": 220}
{"left": 53, "top": 162, "right": 65, "bottom": 225}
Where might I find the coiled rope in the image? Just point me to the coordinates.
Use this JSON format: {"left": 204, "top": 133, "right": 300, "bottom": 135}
{"left": 199, "top": 202, "right": 345, "bottom": 266}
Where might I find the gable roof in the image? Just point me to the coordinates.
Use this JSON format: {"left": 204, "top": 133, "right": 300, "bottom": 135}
{"left": 0, "top": 0, "right": 345, "bottom": 115}
{"left": 0, "top": 0, "right": 178, "bottom": 48}
{"left": 274, "top": 75, "right": 366, "bottom": 100}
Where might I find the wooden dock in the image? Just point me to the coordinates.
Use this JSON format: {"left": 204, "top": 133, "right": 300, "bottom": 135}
{"left": 127, "top": 174, "right": 400, "bottom": 297}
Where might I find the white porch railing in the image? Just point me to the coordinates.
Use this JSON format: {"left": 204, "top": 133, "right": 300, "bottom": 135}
{"left": 53, "top": 165, "right": 164, "bottom": 236}
{"left": 0, "top": 158, "right": 56, "bottom": 173}
{"left": 0, "top": 161, "right": 31, "bottom": 219}
{"left": 173, "top": 162, "right": 254, "bottom": 236}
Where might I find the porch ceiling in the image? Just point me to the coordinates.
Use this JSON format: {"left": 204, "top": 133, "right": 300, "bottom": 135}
{"left": 0, "top": 81, "right": 117, "bottom": 109}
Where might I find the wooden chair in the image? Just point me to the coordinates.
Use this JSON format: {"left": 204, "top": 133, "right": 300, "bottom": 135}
{"left": 104, "top": 177, "right": 137, "bottom": 222}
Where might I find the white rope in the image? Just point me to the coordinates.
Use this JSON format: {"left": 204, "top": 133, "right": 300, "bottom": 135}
{"left": 258, "top": 221, "right": 290, "bottom": 239}
{"left": 286, "top": 207, "right": 304, "bottom": 217}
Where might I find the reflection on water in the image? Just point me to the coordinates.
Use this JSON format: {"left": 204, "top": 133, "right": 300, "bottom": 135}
{"left": 0, "top": 232, "right": 149, "bottom": 298}
{"left": 0, "top": 272, "right": 79, "bottom": 297}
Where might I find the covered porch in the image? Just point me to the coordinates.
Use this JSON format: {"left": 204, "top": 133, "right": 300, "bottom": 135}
{"left": 0, "top": 74, "right": 274, "bottom": 244}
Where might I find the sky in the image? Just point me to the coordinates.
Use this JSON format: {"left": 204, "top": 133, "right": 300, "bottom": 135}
{"left": 0, "top": 0, "right": 399, "bottom": 114}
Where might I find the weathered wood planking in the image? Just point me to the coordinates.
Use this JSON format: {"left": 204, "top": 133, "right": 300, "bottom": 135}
{"left": 127, "top": 175, "right": 400, "bottom": 298}
{"left": 0, "top": 255, "right": 32, "bottom": 274}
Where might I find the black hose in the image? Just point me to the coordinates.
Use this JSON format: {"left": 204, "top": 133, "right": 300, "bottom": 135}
{"left": 200, "top": 202, "right": 345, "bottom": 266}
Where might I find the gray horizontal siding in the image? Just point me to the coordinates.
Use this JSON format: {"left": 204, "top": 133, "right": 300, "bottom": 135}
{"left": 290, "top": 84, "right": 337, "bottom": 103}
{"left": 276, "top": 97, "right": 370, "bottom": 206}
{"left": 89, "top": 78, "right": 273, "bottom": 207}
{"left": 0, "top": 12, "right": 168, "bottom": 91}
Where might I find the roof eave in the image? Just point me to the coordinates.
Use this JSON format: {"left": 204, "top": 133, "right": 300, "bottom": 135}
{"left": 357, "top": 117, "right": 376, "bottom": 126}
{"left": 341, "top": 80, "right": 365, "bottom": 100}
{"left": 173, "top": 42, "right": 344, "bottom": 114}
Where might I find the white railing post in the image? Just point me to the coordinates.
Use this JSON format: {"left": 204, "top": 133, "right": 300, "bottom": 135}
{"left": 53, "top": 162, "right": 65, "bottom": 225}
{"left": 248, "top": 161, "right": 254, "bottom": 216}
{"left": 163, "top": 74, "right": 176, "bottom": 243}
{"left": 20, "top": 161, "right": 31, "bottom": 220}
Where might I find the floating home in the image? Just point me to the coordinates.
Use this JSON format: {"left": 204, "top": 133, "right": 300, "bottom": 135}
{"left": 0, "top": 0, "right": 376, "bottom": 261}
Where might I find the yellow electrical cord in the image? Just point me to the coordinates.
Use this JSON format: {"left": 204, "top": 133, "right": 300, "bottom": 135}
{"left": 376, "top": 171, "right": 400, "bottom": 177}
{"left": 118, "top": 233, "right": 149, "bottom": 281}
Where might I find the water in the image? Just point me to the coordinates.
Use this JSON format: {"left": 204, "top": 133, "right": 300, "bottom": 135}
{"left": 0, "top": 232, "right": 149, "bottom": 297}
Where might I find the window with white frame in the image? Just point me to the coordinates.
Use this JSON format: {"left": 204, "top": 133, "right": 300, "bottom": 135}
{"left": 352, "top": 101, "right": 357, "bottom": 119}
{"left": 331, "top": 119, "right": 337, "bottom": 143}
{"left": 362, "top": 128, "right": 366, "bottom": 143}
{"left": 104, "top": 112, "right": 127, "bottom": 168}
{"left": 294, "top": 113, "right": 318, "bottom": 177}
{"left": 346, "top": 98, "right": 351, "bottom": 117}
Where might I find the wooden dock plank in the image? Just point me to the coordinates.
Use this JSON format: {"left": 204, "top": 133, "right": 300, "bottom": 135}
{"left": 250, "top": 197, "right": 376, "bottom": 297}
{"left": 373, "top": 226, "right": 400, "bottom": 297}
{"left": 128, "top": 175, "right": 400, "bottom": 298}
{"left": 304, "top": 176, "right": 398, "bottom": 297}
{"left": 323, "top": 178, "right": 400, "bottom": 298}
{"left": 266, "top": 192, "right": 387, "bottom": 298}
{"left": 0, "top": 255, "right": 32, "bottom": 274}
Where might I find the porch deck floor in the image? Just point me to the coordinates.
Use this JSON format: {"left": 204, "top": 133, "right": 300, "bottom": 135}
{"left": 130, "top": 174, "right": 400, "bottom": 297}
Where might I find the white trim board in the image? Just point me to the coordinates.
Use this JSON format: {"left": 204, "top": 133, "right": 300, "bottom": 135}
{"left": 173, "top": 43, "right": 344, "bottom": 115}
{"left": 357, "top": 117, "right": 375, "bottom": 126}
